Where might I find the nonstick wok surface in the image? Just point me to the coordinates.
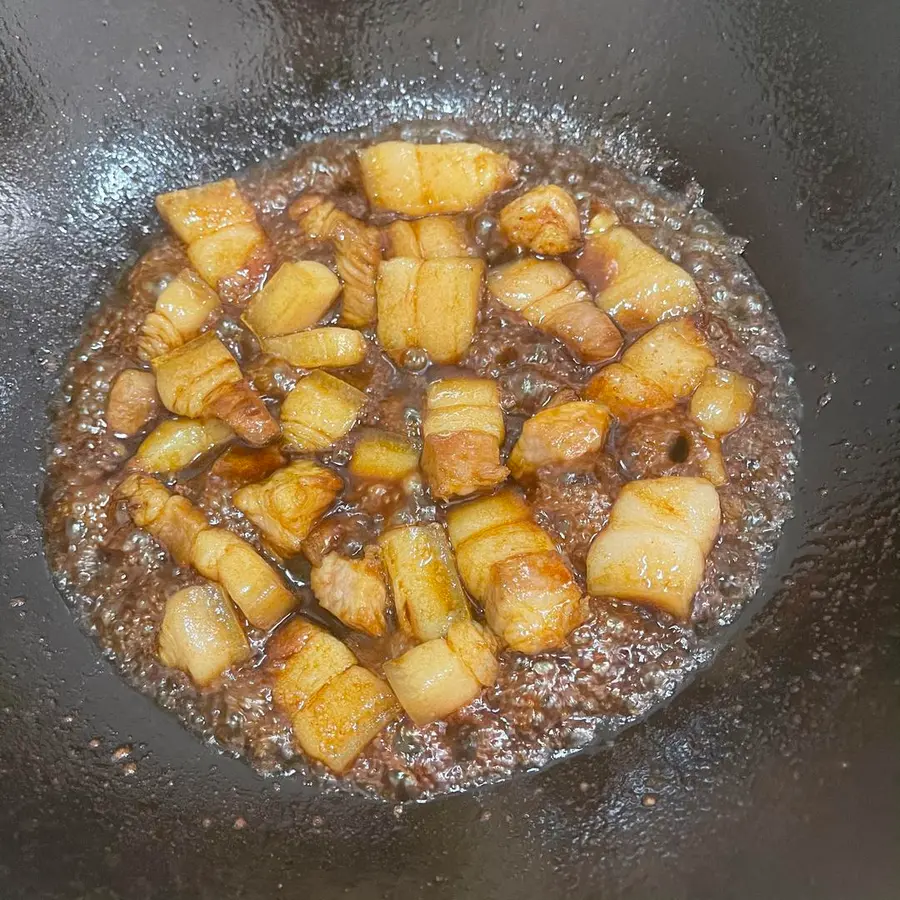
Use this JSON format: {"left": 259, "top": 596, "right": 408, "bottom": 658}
{"left": 0, "top": 0, "right": 898, "bottom": 897}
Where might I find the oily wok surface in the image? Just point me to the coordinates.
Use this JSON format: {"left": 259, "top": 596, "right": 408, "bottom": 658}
{"left": 0, "top": 0, "right": 898, "bottom": 897}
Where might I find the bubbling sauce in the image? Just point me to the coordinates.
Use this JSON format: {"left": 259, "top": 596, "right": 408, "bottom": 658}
{"left": 42, "top": 123, "right": 799, "bottom": 800}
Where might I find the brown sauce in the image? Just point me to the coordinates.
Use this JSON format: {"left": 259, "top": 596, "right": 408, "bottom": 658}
{"left": 41, "top": 124, "right": 799, "bottom": 800}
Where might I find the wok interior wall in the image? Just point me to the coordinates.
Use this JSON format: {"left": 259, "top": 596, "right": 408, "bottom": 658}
{"left": 0, "top": 0, "right": 898, "bottom": 897}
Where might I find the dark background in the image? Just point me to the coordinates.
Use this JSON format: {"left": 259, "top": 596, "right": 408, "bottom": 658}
{"left": 0, "top": 0, "right": 898, "bottom": 897}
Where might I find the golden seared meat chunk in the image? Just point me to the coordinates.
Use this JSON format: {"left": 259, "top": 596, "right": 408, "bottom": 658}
{"left": 609, "top": 476, "right": 721, "bottom": 554}
{"left": 444, "top": 619, "right": 500, "bottom": 688}
{"left": 152, "top": 333, "right": 279, "bottom": 446}
{"left": 289, "top": 195, "right": 382, "bottom": 328}
{"left": 384, "top": 620, "right": 498, "bottom": 725}
{"left": 581, "top": 208, "right": 702, "bottom": 329}
{"left": 384, "top": 216, "right": 474, "bottom": 259}
{"left": 586, "top": 476, "right": 721, "bottom": 620}
{"left": 233, "top": 460, "right": 342, "bottom": 557}
{"left": 269, "top": 618, "right": 356, "bottom": 712}
{"left": 186, "top": 221, "right": 269, "bottom": 290}
{"left": 358, "top": 141, "right": 516, "bottom": 215}
{"left": 261, "top": 328, "right": 367, "bottom": 369}
{"left": 131, "top": 417, "right": 232, "bottom": 474}
{"left": 241, "top": 261, "right": 341, "bottom": 338}
{"left": 309, "top": 549, "right": 389, "bottom": 637}
{"left": 280, "top": 370, "right": 367, "bottom": 452}
{"left": 584, "top": 362, "right": 674, "bottom": 420}
{"left": 498, "top": 185, "right": 581, "bottom": 255}
{"left": 446, "top": 489, "right": 553, "bottom": 602}
{"left": 508, "top": 400, "right": 612, "bottom": 479}
{"left": 349, "top": 430, "right": 419, "bottom": 482}
{"left": 267, "top": 618, "right": 399, "bottom": 772}
{"left": 378, "top": 523, "right": 469, "bottom": 642}
{"left": 446, "top": 489, "right": 589, "bottom": 652}
{"left": 138, "top": 269, "right": 221, "bottom": 362}
{"left": 209, "top": 444, "right": 287, "bottom": 486}
{"left": 484, "top": 553, "right": 588, "bottom": 654}
{"left": 155, "top": 178, "right": 270, "bottom": 292}
{"left": 623, "top": 318, "right": 715, "bottom": 397}
{"left": 106, "top": 369, "right": 159, "bottom": 435}
{"left": 689, "top": 367, "right": 757, "bottom": 436}
{"left": 488, "top": 258, "right": 622, "bottom": 363}
{"left": 421, "top": 377, "right": 508, "bottom": 501}
{"left": 376, "top": 257, "right": 484, "bottom": 365}
{"left": 156, "top": 178, "right": 258, "bottom": 244}
{"left": 157, "top": 582, "right": 252, "bottom": 687}
{"left": 292, "top": 665, "right": 400, "bottom": 773}
{"left": 116, "top": 473, "right": 207, "bottom": 566}
{"left": 190, "top": 526, "right": 296, "bottom": 629}
{"left": 584, "top": 317, "right": 714, "bottom": 420}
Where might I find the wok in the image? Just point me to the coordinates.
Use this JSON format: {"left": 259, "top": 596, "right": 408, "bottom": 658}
{"left": 1, "top": 0, "right": 898, "bottom": 896}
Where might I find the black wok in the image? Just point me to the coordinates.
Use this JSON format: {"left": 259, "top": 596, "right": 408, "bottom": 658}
{"left": 1, "top": 0, "right": 898, "bottom": 897}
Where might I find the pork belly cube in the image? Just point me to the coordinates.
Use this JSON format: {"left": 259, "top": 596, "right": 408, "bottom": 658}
{"left": 541, "top": 300, "right": 623, "bottom": 365}
{"left": 132, "top": 417, "right": 232, "bottom": 474}
{"left": 290, "top": 196, "right": 382, "bottom": 328}
{"left": 378, "top": 523, "right": 469, "bottom": 642}
{"left": 444, "top": 487, "right": 532, "bottom": 548}
{"left": 444, "top": 619, "right": 500, "bottom": 687}
{"left": 385, "top": 216, "right": 474, "bottom": 259}
{"left": 233, "top": 460, "right": 342, "bottom": 556}
{"left": 484, "top": 552, "right": 589, "bottom": 653}
{"left": 583, "top": 363, "right": 676, "bottom": 420}
{"left": 586, "top": 525, "right": 706, "bottom": 620}
{"left": 116, "top": 473, "right": 207, "bottom": 566}
{"left": 187, "top": 221, "right": 269, "bottom": 289}
{"left": 508, "top": 400, "right": 612, "bottom": 478}
{"left": 280, "top": 371, "right": 366, "bottom": 452}
{"left": 158, "top": 582, "right": 252, "bottom": 687}
{"left": 446, "top": 489, "right": 577, "bottom": 618}
{"left": 689, "top": 367, "right": 757, "bottom": 436}
{"left": 209, "top": 444, "right": 287, "bottom": 486}
{"left": 498, "top": 185, "right": 582, "bottom": 255}
{"left": 421, "top": 432, "right": 510, "bottom": 502}
{"left": 261, "top": 328, "right": 367, "bottom": 369}
{"left": 155, "top": 178, "right": 257, "bottom": 245}
{"left": 106, "top": 368, "right": 159, "bottom": 435}
{"left": 374, "top": 257, "right": 419, "bottom": 361}
{"left": 309, "top": 549, "right": 389, "bottom": 637}
{"left": 291, "top": 665, "right": 400, "bottom": 773}
{"left": 585, "top": 209, "right": 702, "bottom": 329}
{"left": 242, "top": 261, "right": 341, "bottom": 338}
{"left": 610, "top": 476, "right": 721, "bottom": 556}
{"left": 384, "top": 637, "right": 483, "bottom": 726}
{"left": 152, "top": 333, "right": 278, "bottom": 446}
{"left": 586, "top": 475, "right": 721, "bottom": 620}
{"left": 359, "top": 141, "right": 516, "bottom": 215}
{"left": 266, "top": 615, "right": 322, "bottom": 661}
{"left": 455, "top": 520, "right": 556, "bottom": 604}
{"left": 487, "top": 258, "right": 622, "bottom": 363}
{"left": 488, "top": 258, "right": 576, "bottom": 312}
{"left": 376, "top": 257, "right": 483, "bottom": 365}
{"left": 348, "top": 429, "right": 420, "bottom": 482}
{"left": 190, "top": 527, "right": 296, "bottom": 630}
{"left": 620, "top": 317, "right": 715, "bottom": 399}
{"left": 138, "top": 269, "right": 221, "bottom": 362}
{"left": 269, "top": 620, "right": 356, "bottom": 713}
{"left": 421, "top": 377, "right": 507, "bottom": 500}
{"left": 584, "top": 318, "right": 713, "bottom": 421}
{"left": 423, "top": 378, "right": 506, "bottom": 443}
